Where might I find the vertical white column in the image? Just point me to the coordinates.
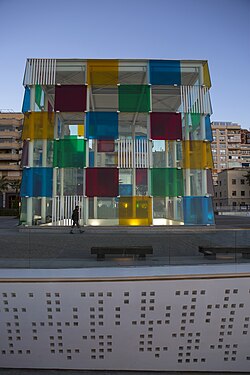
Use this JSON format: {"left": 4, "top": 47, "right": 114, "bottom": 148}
{"left": 52, "top": 114, "right": 58, "bottom": 225}
{"left": 185, "top": 114, "right": 191, "bottom": 196}
{"left": 200, "top": 65, "right": 207, "bottom": 197}
{"left": 41, "top": 91, "right": 48, "bottom": 223}
{"left": 26, "top": 86, "right": 35, "bottom": 225}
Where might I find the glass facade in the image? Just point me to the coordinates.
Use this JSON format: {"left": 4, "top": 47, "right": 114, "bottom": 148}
{"left": 20, "top": 58, "right": 214, "bottom": 226}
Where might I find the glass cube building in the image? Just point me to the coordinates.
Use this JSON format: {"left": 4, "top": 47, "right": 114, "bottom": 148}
{"left": 20, "top": 58, "right": 214, "bottom": 226}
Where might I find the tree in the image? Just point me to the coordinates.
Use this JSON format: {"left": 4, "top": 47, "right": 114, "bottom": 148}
{"left": 0, "top": 176, "right": 9, "bottom": 208}
{"left": 8, "top": 179, "right": 21, "bottom": 210}
{"left": 243, "top": 170, "right": 250, "bottom": 186}
{"left": 8, "top": 179, "right": 21, "bottom": 195}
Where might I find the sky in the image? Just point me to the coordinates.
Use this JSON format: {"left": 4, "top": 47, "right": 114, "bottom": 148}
{"left": 0, "top": 0, "right": 249, "bottom": 129}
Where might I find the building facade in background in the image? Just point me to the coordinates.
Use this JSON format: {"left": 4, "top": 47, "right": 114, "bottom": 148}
{"left": 20, "top": 58, "right": 214, "bottom": 226}
{"left": 0, "top": 112, "right": 23, "bottom": 208}
{"left": 211, "top": 122, "right": 250, "bottom": 184}
{"left": 214, "top": 168, "right": 250, "bottom": 210}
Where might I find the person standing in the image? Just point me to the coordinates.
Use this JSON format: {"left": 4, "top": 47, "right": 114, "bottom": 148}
{"left": 70, "top": 205, "right": 84, "bottom": 234}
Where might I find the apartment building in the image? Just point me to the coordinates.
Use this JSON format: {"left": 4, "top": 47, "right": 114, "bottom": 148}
{"left": 211, "top": 122, "right": 250, "bottom": 184}
{"left": 214, "top": 168, "right": 250, "bottom": 209}
{"left": 0, "top": 112, "right": 23, "bottom": 208}
{"left": 211, "top": 122, "right": 241, "bottom": 183}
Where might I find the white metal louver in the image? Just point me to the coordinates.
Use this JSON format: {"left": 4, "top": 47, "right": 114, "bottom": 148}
{"left": 23, "top": 58, "right": 56, "bottom": 85}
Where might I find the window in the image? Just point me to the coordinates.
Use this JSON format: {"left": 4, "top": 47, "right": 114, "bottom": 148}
{"left": 232, "top": 179, "right": 236, "bottom": 185}
{"left": 241, "top": 191, "right": 245, "bottom": 196}
{"left": 233, "top": 202, "right": 237, "bottom": 206}
{"left": 241, "top": 179, "right": 245, "bottom": 184}
{"left": 232, "top": 191, "right": 236, "bottom": 196}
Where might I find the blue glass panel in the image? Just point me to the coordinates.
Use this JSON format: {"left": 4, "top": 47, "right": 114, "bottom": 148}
{"left": 22, "top": 87, "right": 30, "bottom": 113}
{"left": 149, "top": 60, "right": 181, "bottom": 85}
{"left": 20, "top": 167, "right": 53, "bottom": 197}
{"left": 205, "top": 115, "right": 213, "bottom": 141}
{"left": 119, "top": 184, "right": 132, "bottom": 196}
{"left": 86, "top": 112, "right": 118, "bottom": 140}
{"left": 183, "top": 196, "right": 214, "bottom": 225}
{"left": 89, "top": 151, "right": 95, "bottom": 167}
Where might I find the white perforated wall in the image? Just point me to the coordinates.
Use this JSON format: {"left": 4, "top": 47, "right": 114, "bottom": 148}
{"left": 0, "top": 275, "right": 250, "bottom": 371}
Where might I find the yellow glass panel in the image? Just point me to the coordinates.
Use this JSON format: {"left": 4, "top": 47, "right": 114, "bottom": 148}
{"left": 87, "top": 59, "right": 118, "bottom": 85}
{"left": 182, "top": 141, "right": 213, "bottom": 169}
{"left": 203, "top": 62, "right": 211, "bottom": 88}
{"left": 78, "top": 124, "right": 84, "bottom": 137}
{"left": 22, "top": 112, "right": 54, "bottom": 140}
{"left": 119, "top": 196, "right": 152, "bottom": 226}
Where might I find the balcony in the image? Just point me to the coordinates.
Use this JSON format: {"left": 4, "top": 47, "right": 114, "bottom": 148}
{"left": 0, "top": 164, "right": 21, "bottom": 171}
{"left": 0, "top": 142, "right": 22, "bottom": 150}
{"left": 0, "top": 154, "right": 21, "bottom": 161}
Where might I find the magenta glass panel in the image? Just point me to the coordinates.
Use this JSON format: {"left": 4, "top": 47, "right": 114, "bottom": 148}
{"left": 150, "top": 112, "right": 182, "bottom": 140}
{"left": 85, "top": 168, "right": 119, "bottom": 197}
{"left": 97, "top": 140, "right": 115, "bottom": 152}
{"left": 54, "top": 85, "right": 87, "bottom": 112}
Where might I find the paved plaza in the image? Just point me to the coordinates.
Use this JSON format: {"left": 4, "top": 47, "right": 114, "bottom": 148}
{"left": 0, "top": 215, "right": 249, "bottom": 269}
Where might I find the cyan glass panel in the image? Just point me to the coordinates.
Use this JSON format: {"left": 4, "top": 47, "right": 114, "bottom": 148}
{"left": 20, "top": 167, "right": 53, "bottom": 197}
{"left": 22, "top": 87, "right": 30, "bottom": 113}
{"left": 205, "top": 115, "right": 213, "bottom": 141}
{"left": 183, "top": 196, "right": 214, "bottom": 225}
{"left": 119, "top": 184, "right": 132, "bottom": 196}
{"left": 149, "top": 60, "right": 181, "bottom": 85}
{"left": 86, "top": 112, "right": 118, "bottom": 140}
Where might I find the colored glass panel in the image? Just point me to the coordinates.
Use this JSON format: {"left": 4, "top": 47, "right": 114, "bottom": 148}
{"left": 150, "top": 168, "right": 184, "bottom": 197}
{"left": 150, "top": 113, "right": 182, "bottom": 140}
{"left": 119, "top": 184, "right": 132, "bottom": 196}
{"left": 182, "top": 141, "right": 213, "bottom": 169}
{"left": 203, "top": 62, "right": 211, "bottom": 88}
{"left": 22, "top": 112, "right": 54, "bottom": 140}
{"left": 20, "top": 167, "right": 53, "bottom": 197}
{"left": 149, "top": 60, "right": 181, "bottom": 85}
{"left": 35, "top": 85, "right": 43, "bottom": 109}
{"left": 191, "top": 113, "right": 201, "bottom": 131}
{"left": 183, "top": 196, "right": 214, "bottom": 225}
{"left": 78, "top": 125, "right": 84, "bottom": 137}
{"left": 205, "top": 115, "right": 213, "bottom": 141}
{"left": 97, "top": 140, "right": 115, "bottom": 152}
{"left": 85, "top": 168, "right": 118, "bottom": 197}
{"left": 53, "top": 139, "right": 86, "bottom": 168}
{"left": 22, "top": 87, "right": 30, "bottom": 113}
{"left": 119, "top": 196, "right": 152, "bottom": 226}
{"left": 118, "top": 85, "right": 150, "bottom": 112}
{"left": 86, "top": 112, "right": 118, "bottom": 140}
{"left": 87, "top": 59, "right": 118, "bottom": 85}
{"left": 54, "top": 85, "right": 87, "bottom": 112}
{"left": 136, "top": 169, "right": 147, "bottom": 185}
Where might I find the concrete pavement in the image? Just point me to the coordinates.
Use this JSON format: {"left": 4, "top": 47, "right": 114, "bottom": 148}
{"left": 0, "top": 216, "right": 249, "bottom": 268}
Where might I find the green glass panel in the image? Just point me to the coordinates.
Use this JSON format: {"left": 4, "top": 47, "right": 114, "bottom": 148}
{"left": 119, "top": 85, "right": 150, "bottom": 112}
{"left": 53, "top": 139, "right": 86, "bottom": 168}
{"left": 150, "top": 168, "right": 184, "bottom": 197}
{"left": 35, "top": 85, "right": 43, "bottom": 109}
{"left": 191, "top": 113, "right": 200, "bottom": 131}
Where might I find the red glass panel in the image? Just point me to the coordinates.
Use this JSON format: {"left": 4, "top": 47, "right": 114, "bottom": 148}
{"left": 86, "top": 168, "right": 118, "bottom": 197}
{"left": 97, "top": 140, "right": 115, "bottom": 152}
{"left": 55, "top": 85, "right": 87, "bottom": 112}
{"left": 136, "top": 169, "right": 147, "bottom": 185}
{"left": 150, "top": 112, "right": 182, "bottom": 140}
